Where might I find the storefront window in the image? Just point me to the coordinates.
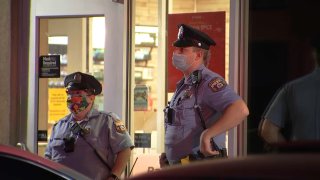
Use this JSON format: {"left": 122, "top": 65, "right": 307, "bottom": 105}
{"left": 130, "top": 0, "right": 161, "bottom": 175}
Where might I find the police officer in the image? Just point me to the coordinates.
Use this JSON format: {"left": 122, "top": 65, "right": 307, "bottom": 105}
{"left": 45, "top": 72, "right": 134, "bottom": 180}
{"left": 260, "top": 37, "right": 320, "bottom": 143}
{"left": 161, "top": 24, "right": 249, "bottom": 165}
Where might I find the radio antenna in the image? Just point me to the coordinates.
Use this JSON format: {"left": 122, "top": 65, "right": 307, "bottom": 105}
{"left": 129, "top": 157, "right": 138, "bottom": 176}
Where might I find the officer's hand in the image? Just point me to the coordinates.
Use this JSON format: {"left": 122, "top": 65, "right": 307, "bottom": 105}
{"left": 200, "top": 129, "right": 220, "bottom": 156}
{"left": 159, "top": 152, "right": 169, "bottom": 168}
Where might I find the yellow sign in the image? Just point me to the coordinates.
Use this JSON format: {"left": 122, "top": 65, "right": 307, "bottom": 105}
{"left": 48, "top": 88, "right": 68, "bottom": 123}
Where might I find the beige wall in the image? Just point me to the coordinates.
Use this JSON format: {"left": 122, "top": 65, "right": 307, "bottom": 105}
{"left": 170, "top": 0, "right": 229, "bottom": 13}
{"left": 135, "top": 0, "right": 158, "bottom": 26}
{"left": 48, "top": 18, "right": 86, "bottom": 72}
{"left": 0, "top": 0, "right": 11, "bottom": 145}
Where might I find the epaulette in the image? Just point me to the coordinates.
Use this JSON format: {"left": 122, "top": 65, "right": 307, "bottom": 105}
{"left": 107, "top": 112, "right": 127, "bottom": 134}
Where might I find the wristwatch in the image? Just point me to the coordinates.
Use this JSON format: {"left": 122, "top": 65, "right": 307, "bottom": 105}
{"left": 109, "top": 173, "right": 119, "bottom": 180}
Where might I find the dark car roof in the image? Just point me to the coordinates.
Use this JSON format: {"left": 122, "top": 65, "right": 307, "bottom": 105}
{"left": 129, "top": 153, "right": 320, "bottom": 179}
{"left": 0, "top": 144, "right": 90, "bottom": 180}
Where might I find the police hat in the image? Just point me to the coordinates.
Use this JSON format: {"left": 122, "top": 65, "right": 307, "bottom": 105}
{"left": 64, "top": 72, "right": 102, "bottom": 95}
{"left": 173, "top": 24, "right": 216, "bottom": 50}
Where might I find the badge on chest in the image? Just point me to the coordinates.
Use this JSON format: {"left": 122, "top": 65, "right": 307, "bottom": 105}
{"left": 183, "top": 88, "right": 193, "bottom": 99}
{"left": 176, "top": 87, "right": 194, "bottom": 105}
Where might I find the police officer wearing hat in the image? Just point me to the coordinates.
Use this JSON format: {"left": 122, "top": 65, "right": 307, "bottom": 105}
{"left": 45, "top": 72, "right": 134, "bottom": 180}
{"left": 160, "top": 24, "right": 249, "bottom": 166}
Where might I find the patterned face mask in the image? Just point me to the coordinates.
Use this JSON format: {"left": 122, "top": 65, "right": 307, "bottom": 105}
{"left": 67, "top": 94, "right": 89, "bottom": 114}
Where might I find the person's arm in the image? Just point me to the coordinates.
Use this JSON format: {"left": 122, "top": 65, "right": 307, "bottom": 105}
{"left": 200, "top": 99, "right": 249, "bottom": 156}
{"left": 110, "top": 147, "right": 132, "bottom": 178}
{"left": 159, "top": 152, "right": 169, "bottom": 168}
{"left": 260, "top": 119, "right": 286, "bottom": 144}
{"left": 44, "top": 124, "right": 57, "bottom": 159}
{"left": 44, "top": 145, "right": 52, "bottom": 159}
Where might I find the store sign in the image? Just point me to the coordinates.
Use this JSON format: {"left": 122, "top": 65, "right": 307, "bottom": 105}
{"left": 37, "top": 130, "right": 47, "bottom": 141}
{"left": 134, "top": 133, "right": 151, "bottom": 148}
{"left": 39, "top": 55, "right": 60, "bottom": 78}
{"left": 167, "top": 12, "right": 226, "bottom": 92}
{"left": 48, "top": 88, "right": 68, "bottom": 123}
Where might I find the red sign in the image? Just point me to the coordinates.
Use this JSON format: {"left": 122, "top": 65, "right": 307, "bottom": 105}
{"left": 167, "top": 12, "right": 226, "bottom": 92}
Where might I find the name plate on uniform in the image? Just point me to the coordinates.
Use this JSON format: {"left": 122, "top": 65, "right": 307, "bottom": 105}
{"left": 134, "top": 133, "right": 151, "bottom": 148}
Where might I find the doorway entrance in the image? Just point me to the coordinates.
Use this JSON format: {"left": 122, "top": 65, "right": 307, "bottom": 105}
{"left": 36, "top": 16, "right": 105, "bottom": 156}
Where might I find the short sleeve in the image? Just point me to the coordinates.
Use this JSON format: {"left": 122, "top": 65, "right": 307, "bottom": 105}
{"left": 263, "top": 87, "right": 288, "bottom": 128}
{"left": 44, "top": 123, "right": 57, "bottom": 159}
{"left": 108, "top": 113, "right": 134, "bottom": 153}
{"left": 203, "top": 77, "right": 241, "bottom": 112}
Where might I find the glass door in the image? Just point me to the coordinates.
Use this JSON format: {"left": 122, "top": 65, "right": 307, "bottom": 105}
{"left": 37, "top": 16, "right": 105, "bottom": 156}
{"left": 129, "top": 0, "right": 164, "bottom": 175}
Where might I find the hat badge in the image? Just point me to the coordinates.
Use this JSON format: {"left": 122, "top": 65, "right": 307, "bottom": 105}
{"left": 178, "top": 26, "right": 184, "bottom": 40}
{"left": 73, "top": 73, "right": 82, "bottom": 83}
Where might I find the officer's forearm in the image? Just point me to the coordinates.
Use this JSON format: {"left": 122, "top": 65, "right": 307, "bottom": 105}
{"left": 205, "top": 99, "right": 249, "bottom": 138}
{"left": 260, "top": 120, "right": 286, "bottom": 143}
{"left": 111, "top": 147, "right": 132, "bottom": 177}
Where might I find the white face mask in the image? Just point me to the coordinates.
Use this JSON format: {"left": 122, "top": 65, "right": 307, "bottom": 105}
{"left": 172, "top": 53, "right": 192, "bottom": 71}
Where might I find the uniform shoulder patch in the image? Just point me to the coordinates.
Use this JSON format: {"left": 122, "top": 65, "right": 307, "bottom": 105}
{"left": 208, "top": 77, "right": 227, "bottom": 92}
{"left": 108, "top": 112, "right": 127, "bottom": 134}
{"left": 114, "top": 119, "right": 127, "bottom": 134}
